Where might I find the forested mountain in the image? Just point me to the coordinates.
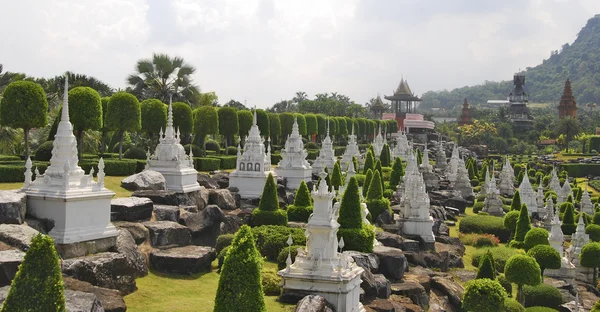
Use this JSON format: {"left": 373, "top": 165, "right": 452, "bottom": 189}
{"left": 421, "top": 14, "right": 600, "bottom": 111}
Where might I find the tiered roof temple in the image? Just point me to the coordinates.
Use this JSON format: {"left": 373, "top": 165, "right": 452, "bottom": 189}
{"left": 558, "top": 79, "right": 577, "bottom": 119}
{"left": 457, "top": 98, "right": 473, "bottom": 126}
{"left": 508, "top": 73, "right": 534, "bottom": 129}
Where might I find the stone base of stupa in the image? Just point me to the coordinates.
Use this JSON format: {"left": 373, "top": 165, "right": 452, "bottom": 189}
{"left": 401, "top": 218, "right": 435, "bottom": 243}
{"left": 279, "top": 265, "right": 365, "bottom": 312}
{"left": 499, "top": 184, "right": 515, "bottom": 197}
{"left": 483, "top": 198, "right": 505, "bottom": 217}
{"left": 312, "top": 162, "right": 335, "bottom": 175}
{"left": 147, "top": 163, "right": 200, "bottom": 193}
{"left": 545, "top": 266, "right": 576, "bottom": 282}
{"left": 275, "top": 167, "right": 312, "bottom": 190}
{"left": 26, "top": 189, "right": 118, "bottom": 246}
{"left": 229, "top": 170, "right": 276, "bottom": 199}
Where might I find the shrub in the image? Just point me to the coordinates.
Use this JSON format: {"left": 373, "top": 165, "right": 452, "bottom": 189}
{"left": 459, "top": 215, "right": 511, "bottom": 243}
{"left": 217, "top": 245, "right": 231, "bottom": 271}
{"left": 476, "top": 250, "right": 496, "bottom": 279}
{"left": 513, "top": 204, "right": 532, "bottom": 246}
{"left": 527, "top": 245, "right": 561, "bottom": 279}
{"left": 459, "top": 233, "right": 500, "bottom": 247}
{"left": 498, "top": 273, "right": 513, "bottom": 297}
{"left": 389, "top": 157, "right": 404, "bottom": 189}
{"left": 504, "top": 210, "right": 521, "bottom": 241}
{"left": 366, "top": 171, "right": 391, "bottom": 220}
{"left": 472, "top": 246, "right": 523, "bottom": 273}
{"left": 214, "top": 156, "right": 237, "bottom": 170}
{"left": 474, "top": 236, "right": 500, "bottom": 248}
{"left": 34, "top": 141, "right": 54, "bottom": 161}
{"left": 337, "top": 225, "right": 376, "bottom": 253}
{"left": 252, "top": 210, "right": 288, "bottom": 227}
{"left": 362, "top": 169, "right": 373, "bottom": 198}
{"left": 184, "top": 144, "right": 203, "bottom": 157}
{"left": 305, "top": 142, "right": 318, "bottom": 149}
{"left": 522, "top": 284, "right": 562, "bottom": 309}
{"left": 193, "top": 157, "right": 220, "bottom": 171}
{"left": 0, "top": 234, "right": 65, "bottom": 312}
{"left": 105, "top": 92, "right": 141, "bottom": 159}
{"left": 473, "top": 200, "right": 485, "bottom": 214}
{"left": 277, "top": 245, "right": 302, "bottom": 270}
{"left": 504, "top": 298, "right": 526, "bottom": 312}
{"left": 354, "top": 174, "right": 366, "bottom": 187}
{"left": 383, "top": 189, "right": 394, "bottom": 199}
{"left": 286, "top": 205, "right": 313, "bottom": 223}
{"left": 462, "top": 279, "right": 507, "bottom": 312}
{"left": 505, "top": 255, "right": 542, "bottom": 304}
{"left": 251, "top": 225, "right": 306, "bottom": 261}
{"left": 216, "top": 234, "right": 235, "bottom": 254}
{"left": 523, "top": 228, "right": 549, "bottom": 252}
{"left": 331, "top": 162, "right": 343, "bottom": 191}
{"left": 470, "top": 179, "right": 480, "bottom": 187}
{"left": 511, "top": 190, "right": 522, "bottom": 211}
{"left": 124, "top": 147, "right": 146, "bottom": 160}
{"left": 205, "top": 139, "right": 221, "bottom": 154}
{"left": 226, "top": 146, "right": 238, "bottom": 155}
{"left": 214, "top": 225, "right": 265, "bottom": 312}
{"left": 102, "top": 159, "right": 137, "bottom": 176}
{"left": 580, "top": 242, "right": 600, "bottom": 285}
{"left": 524, "top": 307, "right": 559, "bottom": 312}
{"left": 561, "top": 203, "right": 576, "bottom": 235}
{"left": 586, "top": 224, "right": 600, "bottom": 242}
{"left": 261, "top": 269, "right": 281, "bottom": 296}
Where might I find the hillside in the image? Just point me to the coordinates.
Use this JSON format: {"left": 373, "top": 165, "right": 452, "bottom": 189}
{"left": 421, "top": 14, "right": 600, "bottom": 111}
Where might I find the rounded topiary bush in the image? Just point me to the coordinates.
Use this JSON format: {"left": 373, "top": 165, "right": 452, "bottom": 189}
{"left": 462, "top": 279, "right": 507, "bottom": 312}
{"left": 305, "top": 142, "right": 318, "bottom": 149}
{"left": 338, "top": 225, "right": 376, "bottom": 253}
{"left": 524, "top": 307, "right": 558, "bottom": 312}
{"left": 216, "top": 234, "right": 235, "bottom": 254}
{"left": 504, "top": 298, "right": 526, "bottom": 312}
{"left": 459, "top": 215, "right": 511, "bottom": 243}
{"left": 34, "top": 141, "right": 54, "bottom": 161}
{"left": 522, "top": 284, "right": 562, "bottom": 309}
{"left": 261, "top": 269, "right": 281, "bottom": 296}
{"left": 586, "top": 224, "right": 600, "bottom": 242}
{"left": 124, "top": 147, "right": 146, "bottom": 160}
{"left": 277, "top": 245, "right": 303, "bottom": 270}
{"left": 226, "top": 146, "right": 238, "bottom": 155}
{"left": 205, "top": 139, "right": 221, "bottom": 154}
{"left": 527, "top": 244, "right": 561, "bottom": 277}
{"left": 523, "top": 228, "right": 549, "bottom": 252}
{"left": 251, "top": 210, "right": 288, "bottom": 227}
{"left": 251, "top": 225, "right": 306, "bottom": 261}
{"left": 473, "top": 201, "right": 485, "bottom": 214}
{"left": 470, "top": 179, "right": 480, "bottom": 187}
{"left": 184, "top": 144, "right": 203, "bottom": 157}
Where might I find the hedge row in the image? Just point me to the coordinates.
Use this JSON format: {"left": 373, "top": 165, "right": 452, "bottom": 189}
{"left": 458, "top": 214, "right": 511, "bottom": 242}
{"left": 193, "top": 157, "right": 221, "bottom": 172}
{"left": 560, "top": 163, "right": 600, "bottom": 178}
{"left": 0, "top": 159, "right": 141, "bottom": 182}
{"left": 207, "top": 156, "right": 237, "bottom": 170}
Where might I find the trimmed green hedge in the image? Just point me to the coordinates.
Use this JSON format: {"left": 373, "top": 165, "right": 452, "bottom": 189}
{"left": 0, "top": 162, "right": 48, "bottom": 182}
{"left": 193, "top": 157, "right": 220, "bottom": 172}
{"left": 209, "top": 156, "right": 237, "bottom": 170}
{"left": 216, "top": 234, "right": 235, "bottom": 254}
{"left": 560, "top": 163, "right": 600, "bottom": 178}
{"left": 522, "top": 284, "right": 562, "bottom": 309}
{"left": 0, "top": 155, "right": 21, "bottom": 161}
{"left": 271, "top": 154, "right": 282, "bottom": 165}
{"left": 338, "top": 224, "right": 376, "bottom": 253}
{"left": 277, "top": 245, "right": 303, "bottom": 270}
{"left": 307, "top": 150, "right": 319, "bottom": 160}
{"left": 459, "top": 214, "right": 511, "bottom": 242}
{"left": 472, "top": 246, "right": 524, "bottom": 273}
{"left": 251, "top": 209, "right": 288, "bottom": 227}
{"left": 251, "top": 225, "right": 306, "bottom": 261}
{"left": 286, "top": 205, "right": 313, "bottom": 222}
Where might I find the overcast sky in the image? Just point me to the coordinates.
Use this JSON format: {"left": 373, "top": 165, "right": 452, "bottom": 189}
{"left": 1, "top": 0, "right": 599, "bottom": 108}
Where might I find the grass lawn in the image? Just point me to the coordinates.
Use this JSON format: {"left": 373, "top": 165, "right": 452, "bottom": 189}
{"left": 0, "top": 176, "right": 133, "bottom": 198}
{"left": 124, "top": 261, "right": 294, "bottom": 312}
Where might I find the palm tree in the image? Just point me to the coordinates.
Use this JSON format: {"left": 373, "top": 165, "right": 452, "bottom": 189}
{"left": 557, "top": 116, "right": 582, "bottom": 153}
{"left": 127, "top": 53, "right": 200, "bottom": 104}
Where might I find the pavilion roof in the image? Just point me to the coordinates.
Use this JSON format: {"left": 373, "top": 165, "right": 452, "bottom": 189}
{"left": 384, "top": 78, "right": 421, "bottom": 102}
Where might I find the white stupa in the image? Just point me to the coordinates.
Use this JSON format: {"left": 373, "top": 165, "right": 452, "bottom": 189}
{"left": 446, "top": 144, "right": 460, "bottom": 183}
{"left": 545, "top": 213, "right": 576, "bottom": 279}
{"left": 435, "top": 136, "right": 447, "bottom": 171}
{"left": 455, "top": 157, "right": 474, "bottom": 199}
{"left": 341, "top": 124, "right": 361, "bottom": 170}
{"left": 558, "top": 175, "right": 573, "bottom": 203}
{"left": 312, "top": 119, "right": 337, "bottom": 174}
{"left": 567, "top": 214, "right": 589, "bottom": 266}
{"left": 229, "top": 109, "right": 276, "bottom": 198}
{"left": 544, "top": 197, "right": 555, "bottom": 229}
{"left": 420, "top": 146, "right": 439, "bottom": 190}
{"left": 548, "top": 167, "right": 562, "bottom": 195}
{"left": 581, "top": 188, "right": 594, "bottom": 215}
{"left": 536, "top": 177, "right": 546, "bottom": 219}
{"left": 146, "top": 96, "right": 200, "bottom": 193}
{"left": 420, "top": 146, "right": 433, "bottom": 173}
{"left": 483, "top": 172, "right": 505, "bottom": 217}
{"left": 498, "top": 157, "right": 515, "bottom": 196}
{"left": 24, "top": 75, "right": 118, "bottom": 245}
{"left": 372, "top": 125, "right": 384, "bottom": 158}
{"left": 480, "top": 169, "right": 491, "bottom": 195}
{"left": 391, "top": 130, "right": 411, "bottom": 161}
{"left": 275, "top": 117, "right": 312, "bottom": 189}
{"left": 518, "top": 169, "right": 537, "bottom": 216}
{"left": 400, "top": 150, "right": 435, "bottom": 243}
{"left": 278, "top": 171, "right": 365, "bottom": 312}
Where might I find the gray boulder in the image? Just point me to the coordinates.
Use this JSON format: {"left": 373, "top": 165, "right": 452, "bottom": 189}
{"left": 142, "top": 221, "right": 191, "bottom": 247}
{"left": 344, "top": 251, "right": 379, "bottom": 273}
{"left": 391, "top": 281, "right": 430, "bottom": 310}
{"left": 133, "top": 189, "right": 207, "bottom": 211}
{"left": 112, "top": 229, "right": 147, "bottom": 277}
{"left": 120, "top": 170, "right": 166, "bottom": 191}
{"left": 208, "top": 189, "right": 236, "bottom": 210}
{"left": 62, "top": 252, "right": 137, "bottom": 295}
{"left": 150, "top": 246, "right": 216, "bottom": 275}
{"left": 24, "top": 216, "right": 54, "bottom": 234}
{"left": 0, "top": 286, "right": 105, "bottom": 312}
{"left": 0, "top": 190, "right": 26, "bottom": 225}
{"left": 0, "top": 250, "right": 24, "bottom": 287}
{"left": 112, "top": 221, "right": 149, "bottom": 245}
{"left": 63, "top": 276, "right": 126, "bottom": 312}
{"left": 0, "top": 224, "right": 39, "bottom": 250}
{"left": 212, "top": 172, "right": 230, "bottom": 188}
{"left": 375, "top": 232, "right": 404, "bottom": 249}
{"left": 294, "top": 295, "right": 334, "bottom": 312}
{"left": 197, "top": 173, "right": 219, "bottom": 189}
{"left": 373, "top": 246, "right": 407, "bottom": 281}
{"left": 431, "top": 276, "right": 464, "bottom": 310}
{"left": 153, "top": 205, "right": 181, "bottom": 222}
{"left": 110, "top": 197, "right": 153, "bottom": 222}
{"left": 179, "top": 205, "right": 224, "bottom": 246}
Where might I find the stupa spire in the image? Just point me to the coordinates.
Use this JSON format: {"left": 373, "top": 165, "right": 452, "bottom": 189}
{"left": 165, "top": 94, "right": 175, "bottom": 140}
{"left": 61, "top": 74, "right": 70, "bottom": 122}
{"left": 253, "top": 106, "right": 257, "bottom": 125}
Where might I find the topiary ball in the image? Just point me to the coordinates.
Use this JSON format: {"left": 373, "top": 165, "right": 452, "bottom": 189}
{"left": 123, "top": 147, "right": 146, "bottom": 160}
{"left": 34, "top": 141, "right": 54, "bottom": 161}
{"left": 226, "top": 146, "right": 238, "bottom": 155}
{"left": 205, "top": 139, "right": 221, "bottom": 154}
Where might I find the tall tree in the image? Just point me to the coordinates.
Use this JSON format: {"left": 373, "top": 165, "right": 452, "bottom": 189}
{"left": 255, "top": 109, "right": 270, "bottom": 138}
{"left": 196, "top": 91, "right": 219, "bottom": 107}
{"left": 68, "top": 86, "right": 103, "bottom": 159}
{"left": 105, "top": 92, "right": 141, "bottom": 159}
{"left": 193, "top": 106, "right": 218, "bottom": 149}
{"left": 172, "top": 102, "right": 193, "bottom": 142}
{"left": 268, "top": 113, "right": 281, "bottom": 143}
{"left": 237, "top": 110, "right": 253, "bottom": 144}
{"left": 140, "top": 99, "right": 167, "bottom": 151}
{"left": 127, "top": 53, "right": 199, "bottom": 104}
{"left": 556, "top": 116, "right": 582, "bottom": 153}
{"left": 224, "top": 99, "right": 248, "bottom": 110}
{"left": 218, "top": 107, "right": 238, "bottom": 148}
{"left": 0, "top": 80, "right": 48, "bottom": 158}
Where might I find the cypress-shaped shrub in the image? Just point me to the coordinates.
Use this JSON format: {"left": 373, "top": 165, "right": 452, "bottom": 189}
{"left": 476, "top": 250, "right": 496, "bottom": 279}
{"left": 366, "top": 170, "right": 391, "bottom": 221}
{"left": 512, "top": 204, "right": 531, "bottom": 247}
{"left": 561, "top": 203, "right": 576, "bottom": 235}
{"left": 511, "top": 190, "right": 522, "bottom": 211}
{"left": 331, "top": 162, "right": 343, "bottom": 191}
{"left": 389, "top": 157, "right": 404, "bottom": 189}
{"left": 34, "top": 141, "right": 54, "bottom": 161}
{"left": 375, "top": 159, "right": 384, "bottom": 190}
{"left": 337, "top": 177, "right": 374, "bottom": 252}
{"left": 380, "top": 144, "right": 391, "bottom": 167}
{"left": 363, "top": 150, "right": 374, "bottom": 174}
{"left": 504, "top": 210, "right": 520, "bottom": 241}
{"left": 363, "top": 169, "right": 373, "bottom": 198}
{"left": 287, "top": 180, "right": 313, "bottom": 222}
{"left": 252, "top": 173, "right": 287, "bottom": 226}
{"left": 416, "top": 148, "right": 423, "bottom": 166}
{"left": 523, "top": 228, "right": 549, "bottom": 252}
{"left": 1, "top": 234, "right": 65, "bottom": 312}
{"left": 214, "top": 225, "right": 266, "bottom": 312}
{"left": 352, "top": 156, "right": 359, "bottom": 173}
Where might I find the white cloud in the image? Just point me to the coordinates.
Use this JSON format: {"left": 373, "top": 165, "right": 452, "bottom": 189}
{"left": 0, "top": 0, "right": 599, "bottom": 108}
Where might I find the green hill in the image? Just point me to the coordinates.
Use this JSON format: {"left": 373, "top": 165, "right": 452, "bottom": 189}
{"left": 421, "top": 14, "right": 600, "bottom": 111}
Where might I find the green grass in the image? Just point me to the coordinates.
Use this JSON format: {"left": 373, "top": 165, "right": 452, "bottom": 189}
{"left": 0, "top": 176, "right": 132, "bottom": 198}
{"left": 124, "top": 261, "right": 293, "bottom": 312}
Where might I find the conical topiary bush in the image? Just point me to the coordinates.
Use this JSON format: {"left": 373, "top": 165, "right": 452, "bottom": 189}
{"left": 389, "top": 157, "right": 404, "bottom": 189}
{"left": 287, "top": 180, "right": 313, "bottom": 222}
{"left": 363, "top": 150, "right": 375, "bottom": 174}
{"left": 363, "top": 169, "right": 373, "bottom": 198}
{"left": 252, "top": 173, "right": 287, "bottom": 226}
{"left": 366, "top": 170, "right": 391, "bottom": 221}
{"left": 337, "top": 177, "right": 374, "bottom": 253}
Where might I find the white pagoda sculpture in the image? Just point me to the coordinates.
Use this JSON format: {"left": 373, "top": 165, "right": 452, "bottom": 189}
{"left": 480, "top": 169, "right": 491, "bottom": 196}
{"left": 536, "top": 177, "right": 546, "bottom": 219}
{"left": 483, "top": 173, "right": 505, "bottom": 217}
{"left": 543, "top": 197, "right": 555, "bottom": 229}
{"left": 435, "top": 136, "right": 447, "bottom": 171}
{"left": 455, "top": 157, "right": 474, "bottom": 199}
{"left": 312, "top": 119, "right": 337, "bottom": 174}
{"left": 567, "top": 214, "right": 590, "bottom": 266}
{"left": 399, "top": 151, "right": 435, "bottom": 243}
{"left": 558, "top": 175, "right": 573, "bottom": 203}
{"left": 545, "top": 214, "right": 576, "bottom": 280}
{"left": 548, "top": 167, "right": 562, "bottom": 195}
{"left": 581, "top": 188, "right": 594, "bottom": 215}
{"left": 518, "top": 169, "right": 537, "bottom": 216}
{"left": 24, "top": 75, "right": 118, "bottom": 246}
{"left": 278, "top": 171, "right": 365, "bottom": 312}
{"left": 498, "top": 157, "right": 515, "bottom": 196}
{"left": 391, "top": 131, "right": 411, "bottom": 161}
{"left": 420, "top": 146, "right": 439, "bottom": 190}
{"left": 229, "top": 109, "right": 276, "bottom": 198}
{"left": 341, "top": 124, "right": 361, "bottom": 170}
{"left": 372, "top": 125, "right": 384, "bottom": 158}
{"left": 275, "top": 117, "right": 312, "bottom": 189}
{"left": 146, "top": 97, "right": 200, "bottom": 193}
{"left": 446, "top": 144, "right": 460, "bottom": 183}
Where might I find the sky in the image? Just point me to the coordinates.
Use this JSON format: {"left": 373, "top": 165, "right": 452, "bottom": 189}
{"left": 1, "top": 0, "right": 599, "bottom": 108}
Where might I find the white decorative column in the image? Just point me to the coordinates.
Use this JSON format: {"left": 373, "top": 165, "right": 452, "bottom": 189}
{"left": 581, "top": 189, "right": 594, "bottom": 215}
{"left": 445, "top": 144, "right": 460, "bottom": 183}
{"left": 275, "top": 117, "right": 312, "bottom": 189}
{"left": 312, "top": 119, "right": 336, "bottom": 174}
{"left": 545, "top": 214, "right": 576, "bottom": 280}
{"left": 400, "top": 151, "right": 435, "bottom": 243}
{"left": 24, "top": 75, "right": 118, "bottom": 245}
{"left": 548, "top": 167, "right": 562, "bottom": 196}
{"left": 341, "top": 124, "right": 361, "bottom": 170}
{"left": 391, "top": 131, "right": 410, "bottom": 161}
{"left": 498, "top": 157, "right": 515, "bottom": 197}
{"left": 558, "top": 175, "right": 573, "bottom": 204}
{"left": 483, "top": 173, "right": 505, "bottom": 217}
{"left": 518, "top": 169, "right": 537, "bottom": 216}
{"left": 278, "top": 171, "right": 365, "bottom": 312}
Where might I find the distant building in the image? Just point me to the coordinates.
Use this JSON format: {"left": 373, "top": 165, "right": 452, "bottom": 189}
{"left": 370, "top": 95, "right": 385, "bottom": 120}
{"left": 384, "top": 78, "right": 432, "bottom": 132}
{"left": 508, "top": 73, "right": 533, "bottom": 129}
{"left": 457, "top": 98, "right": 473, "bottom": 126}
{"left": 558, "top": 79, "right": 577, "bottom": 119}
